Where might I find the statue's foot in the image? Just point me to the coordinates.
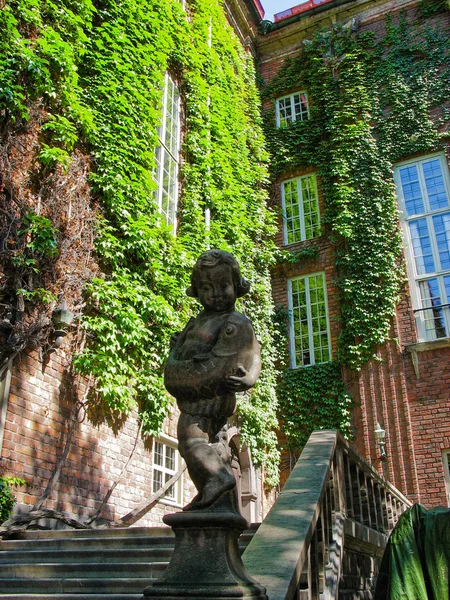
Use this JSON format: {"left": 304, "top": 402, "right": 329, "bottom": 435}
{"left": 192, "top": 472, "right": 236, "bottom": 510}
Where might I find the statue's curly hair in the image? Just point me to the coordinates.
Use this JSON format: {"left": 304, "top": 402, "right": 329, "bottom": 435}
{"left": 186, "top": 250, "right": 250, "bottom": 299}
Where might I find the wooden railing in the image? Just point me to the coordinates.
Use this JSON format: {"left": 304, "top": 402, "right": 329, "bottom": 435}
{"left": 243, "top": 430, "right": 411, "bottom": 600}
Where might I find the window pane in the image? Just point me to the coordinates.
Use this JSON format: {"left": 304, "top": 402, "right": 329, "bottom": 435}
{"left": 278, "top": 97, "right": 292, "bottom": 127}
{"left": 153, "top": 469, "right": 162, "bottom": 493}
{"left": 400, "top": 165, "right": 424, "bottom": 216}
{"left": 409, "top": 218, "right": 435, "bottom": 274}
{"left": 301, "top": 176, "right": 320, "bottom": 239}
{"left": 165, "top": 473, "right": 175, "bottom": 499}
{"left": 165, "top": 446, "right": 175, "bottom": 471}
{"left": 283, "top": 179, "right": 301, "bottom": 243}
{"left": 419, "top": 278, "right": 447, "bottom": 339}
{"left": 423, "top": 159, "right": 449, "bottom": 211}
{"left": 292, "top": 93, "right": 308, "bottom": 121}
{"left": 433, "top": 212, "right": 450, "bottom": 271}
{"left": 154, "top": 442, "right": 163, "bottom": 466}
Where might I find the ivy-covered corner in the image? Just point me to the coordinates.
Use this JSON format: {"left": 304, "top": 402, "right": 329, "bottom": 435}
{"left": 0, "top": 0, "right": 280, "bottom": 485}
{"left": 264, "top": 10, "right": 450, "bottom": 451}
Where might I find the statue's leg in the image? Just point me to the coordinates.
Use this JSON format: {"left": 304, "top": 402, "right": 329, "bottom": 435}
{"left": 178, "top": 413, "right": 235, "bottom": 511}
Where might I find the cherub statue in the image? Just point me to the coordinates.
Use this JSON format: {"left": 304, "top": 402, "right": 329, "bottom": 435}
{"left": 164, "top": 250, "right": 261, "bottom": 511}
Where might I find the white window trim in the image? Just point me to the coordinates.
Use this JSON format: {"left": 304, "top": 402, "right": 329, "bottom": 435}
{"left": 394, "top": 152, "right": 450, "bottom": 342}
{"left": 281, "top": 174, "right": 320, "bottom": 245}
{"left": 443, "top": 449, "right": 450, "bottom": 507}
{"left": 287, "top": 272, "right": 332, "bottom": 369}
{"left": 0, "top": 361, "right": 12, "bottom": 451}
{"left": 276, "top": 91, "right": 309, "bottom": 128}
{"left": 152, "top": 433, "right": 183, "bottom": 507}
{"left": 155, "top": 73, "right": 181, "bottom": 233}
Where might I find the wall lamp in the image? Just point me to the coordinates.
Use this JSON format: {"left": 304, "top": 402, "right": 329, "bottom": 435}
{"left": 374, "top": 422, "right": 387, "bottom": 460}
{"left": 48, "top": 299, "right": 74, "bottom": 354}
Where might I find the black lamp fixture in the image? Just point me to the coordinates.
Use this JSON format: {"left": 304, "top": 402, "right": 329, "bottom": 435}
{"left": 374, "top": 422, "right": 387, "bottom": 460}
{"left": 48, "top": 298, "right": 74, "bottom": 354}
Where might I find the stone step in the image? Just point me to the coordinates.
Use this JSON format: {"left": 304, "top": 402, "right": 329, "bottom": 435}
{"left": 0, "top": 561, "right": 167, "bottom": 580}
{"left": 7, "top": 526, "right": 170, "bottom": 539}
{"left": 0, "top": 534, "right": 174, "bottom": 552}
{"left": 0, "top": 546, "right": 173, "bottom": 564}
{"left": 0, "top": 577, "right": 156, "bottom": 594}
{"left": 0, "top": 596, "right": 143, "bottom": 600}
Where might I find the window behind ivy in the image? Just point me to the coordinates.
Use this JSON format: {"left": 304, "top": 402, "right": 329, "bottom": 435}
{"left": 281, "top": 174, "right": 320, "bottom": 244}
{"left": 154, "top": 74, "right": 181, "bottom": 230}
{"left": 288, "top": 273, "right": 331, "bottom": 368}
{"left": 395, "top": 154, "right": 450, "bottom": 341}
{"left": 152, "top": 439, "right": 182, "bottom": 505}
{"left": 276, "top": 92, "right": 308, "bottom": 128}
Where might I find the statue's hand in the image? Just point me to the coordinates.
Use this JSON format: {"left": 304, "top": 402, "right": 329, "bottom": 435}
{"left": 223, "top": 366, "right": 252, "bottom": 392}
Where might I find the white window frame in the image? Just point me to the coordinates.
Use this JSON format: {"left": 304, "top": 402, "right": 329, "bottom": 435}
{"left": 281, "top": 174, "right": 321, "bottom": 245}
{"left": 287, "top": 272, "right": 332, "bottom": 368}
{"left": 0, "top": 361, "right": 12, "bottom": 451}
{"left": 395, "top": 153, "right": 450, "bottom": 342}
{"left": 154, "top": 73, "right": 181, "bottom": 232}
{"left": 276, "top": 91, "right": 309, "bottom": 128}
{"left": 443, "top": 450, "right": 450, "bottom": 507}
{"left": 152, "top": 435, "right": 183, "bottom": 507}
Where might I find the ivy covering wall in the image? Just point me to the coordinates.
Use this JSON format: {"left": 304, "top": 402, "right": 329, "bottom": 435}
{"left": 0, "top": 0, "right": 280, "bottom": 485}
{"left": 265, "top": 8, "right": 450, "bottom": 449}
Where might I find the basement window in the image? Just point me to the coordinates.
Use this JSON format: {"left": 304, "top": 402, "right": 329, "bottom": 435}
{"left": 276, "top": 92, "right": 309, "bottom": 128}
{"left": 152, "top": 438, "right": 183, "bottom": 506}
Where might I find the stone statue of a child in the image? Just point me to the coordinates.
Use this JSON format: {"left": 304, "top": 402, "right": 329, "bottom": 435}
{"left": 164, "top": 250, "right": 261, "bottom": 511}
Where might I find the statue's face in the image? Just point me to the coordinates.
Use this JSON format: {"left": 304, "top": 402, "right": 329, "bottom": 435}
{"left": 197, "top": 263, "right": 236, "bottom": 312}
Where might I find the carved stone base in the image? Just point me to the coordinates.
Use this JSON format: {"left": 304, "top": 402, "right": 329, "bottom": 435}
{"left": 143, "top": 505, "right": 267, "bottom": 599}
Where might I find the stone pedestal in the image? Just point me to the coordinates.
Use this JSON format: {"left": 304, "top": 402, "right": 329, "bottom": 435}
{"left": 143, "top": 496, "right": 267, "bottom": 599}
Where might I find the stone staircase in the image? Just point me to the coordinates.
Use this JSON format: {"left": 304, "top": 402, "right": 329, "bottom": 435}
{"left": 0, "top": 525, "right": 256, "bottom": 599}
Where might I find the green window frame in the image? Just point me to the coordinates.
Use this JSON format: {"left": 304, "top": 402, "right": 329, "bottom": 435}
{"left": 281, "top": 174, "right": 320, "bottom": 245}
{"left": 288, "top": 273, "right": 331, "bottom": 368}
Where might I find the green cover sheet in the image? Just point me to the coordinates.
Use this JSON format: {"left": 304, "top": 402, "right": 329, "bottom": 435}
{"left": 375, "top": 503, "right": 450, "bottom": 599}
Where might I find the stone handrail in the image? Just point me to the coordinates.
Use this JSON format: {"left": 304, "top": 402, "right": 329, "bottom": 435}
{"left": 242, "top": 430, "right": 411, "bottom": 600}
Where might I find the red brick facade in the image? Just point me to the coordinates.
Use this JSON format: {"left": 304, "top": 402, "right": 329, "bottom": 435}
{"left": 259, "top": 0, "right": 450, "bottom": 508}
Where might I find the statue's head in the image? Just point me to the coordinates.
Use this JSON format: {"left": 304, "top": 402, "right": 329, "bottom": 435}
{"left": 186, "top": 250, "right": 250, "bottom": 300}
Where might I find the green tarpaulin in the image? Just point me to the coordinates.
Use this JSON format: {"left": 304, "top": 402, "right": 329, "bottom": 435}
{"left": 375, "top": 504, "right": 450, "bottom": 599}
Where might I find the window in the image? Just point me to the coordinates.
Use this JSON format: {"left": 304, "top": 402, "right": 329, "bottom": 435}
{"left": 276, "top": 92, "right": 309, "bottom": 128}
{"left": 154, "top": 74, "right": 181, "bottom": 230}
{"left": 395, "top": 154, "right": 450, "bottom": 341}
{"left": 0, "top": 362, "right": 12, "bottom": 451}
{"left": 443, "top": 450, "right": 450, "bottom": 506}
{"left": 152, "top": 438, "right": 182, "bottom": 505}
{"left": 288, "top": 273, "right": 331, "bottom": 368}
{"left": 281, "top": 174, "right": 320, "bottom": 244}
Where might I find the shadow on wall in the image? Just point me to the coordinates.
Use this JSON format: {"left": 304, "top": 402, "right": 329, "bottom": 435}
{"left": 1, "top": 350, "right": 155, "bottom": 527}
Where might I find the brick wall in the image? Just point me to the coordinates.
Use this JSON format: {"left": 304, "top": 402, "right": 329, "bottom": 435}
{"left": 1, "top": 346, "right": 196, "bottom": 526}
{"left": 259, "top": 0, "right": 450, "bottom": 507}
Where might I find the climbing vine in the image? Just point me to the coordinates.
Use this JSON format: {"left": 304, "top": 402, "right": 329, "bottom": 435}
{"left": 0, "top": 0, "right": 280, "bottom": 485}
{"left": 263, "top": 10, "right": 450, "bottom": 445}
